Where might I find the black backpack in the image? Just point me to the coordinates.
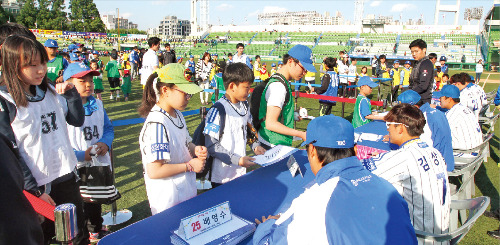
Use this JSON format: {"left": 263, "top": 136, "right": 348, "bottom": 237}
{"left": 192, "top": 102, "right": 226, "bottom": 180}
{"left": 249, "top": 73, "right": 290, "bottom": 132}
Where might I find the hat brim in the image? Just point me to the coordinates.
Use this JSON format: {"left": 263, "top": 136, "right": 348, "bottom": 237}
{"left": 301, "top": 62, "right": 317, "bottom": 72}
{"left": 432, "top": 91, "right": 444, "bottom": 98}
{"left": 359, "top": 82, "right": 379, "bottom": 88}
{"left": 176, "top": 83, "right": 203, "bottom": 95}
{"left": 300, "top": 139, "right": 313, "bottom": 147}
{"left": 71, "top": 70, "right": 100, "bottom": 79}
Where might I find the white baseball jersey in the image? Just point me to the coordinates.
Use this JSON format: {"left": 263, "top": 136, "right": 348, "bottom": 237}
{"left": 445, "top": 103, "right": 483, "bottom": 161}
{"left": 204, "top": 98, "right": 251, "bottom": 184}
{"left": 459, "top": 84, "right": 487, "bottom": 119}
{"left": 347, "top": 64, "right": 357, "bottom": 82}
{"left": 66, "top": 98, "right": 111, "bottom": 168}
{"left": 0, "top": 86, "right": 77, "bottom": 186}
{"left": 139, "top": 105, "right": 196, "bottom": 215}
{"left": 140, "top": 49, "right": 159, "bottom": 85}
{"left": 363, "top": 139, "right": 450, "bottom": 245}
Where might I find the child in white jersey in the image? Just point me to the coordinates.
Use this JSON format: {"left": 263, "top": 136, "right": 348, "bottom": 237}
{"left": 0, "top": 35, "right": 89, "bottom": 244}
{"left": 204, "top": 63, "right": 266, "bottom": 187}
{"left": 138, "top": 64, "right": 207, "bottom": 215}
{"left": 63, "top": 62, "right": 115, "bottom": 242}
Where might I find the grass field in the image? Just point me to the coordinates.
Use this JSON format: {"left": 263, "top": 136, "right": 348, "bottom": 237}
{"left": 96, "top": 57, "right": 499, "bottom": 244}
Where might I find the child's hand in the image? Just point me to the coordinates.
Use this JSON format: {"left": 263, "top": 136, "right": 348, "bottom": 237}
{"left": 255, "top": 214, "right": 281, "bottom": 225}
{"left": 238, "top": 156, "right": 256, "bottom": 167}
{"left": 194, "top": 146, "right": 208, "bottom": 160}
{"left": 55, "top": 80, "right": 74, "bottom": 94}
{"left": 189, "top": 158, "right": 205, "bottom": 173}
{"left": 84, "top": 147, "right": 93, "bottom": 161}
{"left": 55, "top": 76, "right": 64, "bottom": 84}
{"left": 94, "top": 142, "right": 109, "bottom": 156}
{"left": 253, "top": 146, "right": 266, "bottom": 155}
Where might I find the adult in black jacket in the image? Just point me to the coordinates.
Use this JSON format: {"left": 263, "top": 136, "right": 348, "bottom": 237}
{"left": 0, "top": 133, "right": 44, "bottom": 245}
{"left": 408, "top": 39, "right": 434, "bottom": 104}
{"left": 162, "top": 43, "right": 176, "bottom": 65}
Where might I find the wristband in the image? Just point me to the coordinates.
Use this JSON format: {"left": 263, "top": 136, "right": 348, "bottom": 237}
{"left": 187, "top": 163, "right": 194, "bottom": 172}
{"left": 185, "top": 163, "right": 189, "bottom": 173}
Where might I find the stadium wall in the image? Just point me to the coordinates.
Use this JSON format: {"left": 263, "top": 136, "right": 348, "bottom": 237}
{"left": 210, "top": 24, "right": 480, "bottom": 34}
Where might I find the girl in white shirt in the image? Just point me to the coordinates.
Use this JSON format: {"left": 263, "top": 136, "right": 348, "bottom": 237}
{"left": 138, "top": 64, "right": 207, "bottom": 215}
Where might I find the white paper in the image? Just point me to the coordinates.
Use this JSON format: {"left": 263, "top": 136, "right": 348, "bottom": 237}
{"left": 357, "top": 133, "right": 383, "bottom": 142}
{"left": 252, "top": 145, "right": 298, "bottom": 167}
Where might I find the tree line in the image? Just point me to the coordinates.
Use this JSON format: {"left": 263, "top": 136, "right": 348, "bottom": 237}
{"left": 2, "top": 0, "right": 108, "bottom": 33}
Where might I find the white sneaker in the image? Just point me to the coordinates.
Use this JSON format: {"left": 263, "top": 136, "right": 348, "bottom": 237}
{"left": 110, "top": 95, "right": 114, "bottom": 100}
{"left": 116, "top": 94, "right": 120, "bottom": 99}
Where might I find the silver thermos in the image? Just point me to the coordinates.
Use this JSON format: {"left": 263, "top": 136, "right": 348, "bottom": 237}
{"left": 54, "top": 203, "right": 78, "bottom": 244}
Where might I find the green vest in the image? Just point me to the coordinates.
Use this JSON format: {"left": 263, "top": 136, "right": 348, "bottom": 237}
{"left": 47, "top": 56, "right": 64, "bottom": 82}
{"left": 93, "top": 75, "right": 104, "bottom": 90}
{"left": 258, "top": 74, "right": 294, "bottom": 146}
{"left": 352, "top": 95, "right": 371, "bottom": 128}
{"left": 211, "top": 73, "right": 225, "bottom": 103}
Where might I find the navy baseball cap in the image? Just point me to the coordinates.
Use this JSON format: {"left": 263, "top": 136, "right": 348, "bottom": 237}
{"left": 63, "top": 62, "right": 100, "bottom": 82}
{"left": 301, "top": 115, "right": 354, "bottom": 148}
{"left": 404, "top": 60, "right": 411, "bottom": 65}
{"left": 393, "top": 60, "right": 400, "bottom": 64}
{"left": 397, "top": 90, "right": 421, "bottom": 105}
{"left": 272, "top": 63, "right": 276, "bottom": 67}
{"left": 44, "top": 39, "right": 58, "bottom": 48}
{"left": 440, "top": 56, "right": 447, "bottom": 61}
{"left": 287, "top": 45, "right": 317, "bottom": 72}
{"left": 433, "top": 85, "right": 460, "bottom": 99}
{"left": 357, "top": 76, "right": 378, "bottom": 88}
{"left": 69, "top": 53, "right": 79, "bottom": 61}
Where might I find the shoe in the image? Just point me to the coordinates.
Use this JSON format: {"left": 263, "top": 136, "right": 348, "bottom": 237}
{"left": 487, "top": 230, "right": 500, "bottom": 240}
{"left": 484, "top": 210, "right": 500, "bottom": 220}
{"left": 110, "top": 95, "right": 114, "bottom": 100}
{"left": 89, "top": 230, "right": 112, "bottom": 243}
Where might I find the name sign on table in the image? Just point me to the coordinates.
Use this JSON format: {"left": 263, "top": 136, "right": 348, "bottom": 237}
{"left": 286, "top": 155, "right": 302, "bottom": 177}
{"left": 178, "top": 201, "right": 232, "bottom": 240}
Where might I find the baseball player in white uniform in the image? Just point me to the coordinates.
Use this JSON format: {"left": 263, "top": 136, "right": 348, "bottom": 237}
{"left": 434, "top": 85, "right": 483, "bottom": 162}
{"left": 140, "top": 37, "right": 160, "bottom": 86}
{"left": 363, "top": 103, "right": 450, "bottom": 245}
{"left": 450, "top": 73, "right": 487, "bottom": 119}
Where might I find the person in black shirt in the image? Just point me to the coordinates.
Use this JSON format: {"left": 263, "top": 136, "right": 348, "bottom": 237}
{"left": 162, "top": 43, "right": 176, "bottom": 65}
{"left": 408, "top": 39, "right": 435, "bottom": 104}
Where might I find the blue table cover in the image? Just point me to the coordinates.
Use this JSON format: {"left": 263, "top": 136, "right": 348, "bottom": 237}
{"left": 99, "top": 150, "right": 315, "bottom": 245}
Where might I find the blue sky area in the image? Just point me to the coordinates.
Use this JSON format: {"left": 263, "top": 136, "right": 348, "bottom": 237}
{"left": 93, "top": 0, "right": 494, "bottom": 30}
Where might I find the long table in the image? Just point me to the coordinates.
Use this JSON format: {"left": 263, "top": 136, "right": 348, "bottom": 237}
{"left": 99, "top": 121, "right": 394, "bottom": 245}
{"left": 99, "top": 150, "right": 315, "bottom": 245}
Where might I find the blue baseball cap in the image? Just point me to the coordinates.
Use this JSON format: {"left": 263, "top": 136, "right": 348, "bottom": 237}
{"left": 287, "top": 45, "right": 316, "bottom": 72}
{"left": 278, "top": 61, "right": 283, "bottom": 65}
{"left": 272, "top": 63, "right": 276, "bottom": 67}
{"left": 190, "top": 55, "right": 194, "bottom": 58}
{"left": 92, "top": 50, "right": 99, "bottom": 55}
{"left": 393, "top": 60, "right": 400, "bottom": 64}
{"left": 212, "top": 53, "right": 218, "bottom": 56}
{"left": 63, "top": 62, "right": 100, "bottom": 82}
{"left": 177, "top": 57, "right": 182, "bottom": 61}
{"left": 300, "top": 115, "right": 354, "bottom": 148}
{"left": 44, "top": 39, "right": 58, "bottom": 48}
{"left": 440, "top": 56, "right": 447, "bottom": 61}
{"left": 404, "top": 60, "right": 411, "bottom": 65}
{"left": 433, "top": 85, "right": 460, "bottom": 99}
{"left": 469, "top": 75, "right": 474, "bottom": 82}
{"left": 397, "top": 90, "right": 421, "bottom": 105}
{"left": 69, "top": 53, "right": 79, "bottom": 61}
{"left": 357, "top": 76, "right": 378, "bottom": 88}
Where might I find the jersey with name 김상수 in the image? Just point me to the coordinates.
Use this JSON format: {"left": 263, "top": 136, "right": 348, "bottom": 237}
{"left": 139, "top": 105, "right": 196, "bottom": 215}
{"left": 363, "top": 138, "right": 450, "bottom": 245}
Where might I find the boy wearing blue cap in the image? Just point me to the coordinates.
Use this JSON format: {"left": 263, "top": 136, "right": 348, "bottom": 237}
{"left": 435, "top": 85, "right": 483, "bottom": 162}
{"left": 253, "top": 115, "right": 417, "bottom": 245}
{"left": 185, "top": 55, "right": 196, "bottom": 79}
{"left": 45, "top": 39, "right": 69, "bottom": 84}
{"left": 63, "top": 63, "right": 114, "bottom": 242}
{"left": 270, "top": 63, "right": 277, "bottom": 75}
{"left": 352, "top": 76, "right": 379, "bottom": 128}
{"left": 439, "top": 56, "right": 448, "bottom": 74}
{"left": 390, "top": 60, "right": 401, "bottom": 100}
{"left": 257, "top": 45, "right": 315, "bottom": 148}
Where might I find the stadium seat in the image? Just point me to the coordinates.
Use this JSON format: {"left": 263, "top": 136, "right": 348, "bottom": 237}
{"left": 414, "top": 196, "right": 490, "bottom": 245}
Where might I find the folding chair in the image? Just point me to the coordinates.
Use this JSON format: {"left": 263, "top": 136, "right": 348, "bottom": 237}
{"left": 415, "top": 196, "right": 490, "bottom": 245}
{"left": 448, "top": 133, "right": 493, "bottom": 229}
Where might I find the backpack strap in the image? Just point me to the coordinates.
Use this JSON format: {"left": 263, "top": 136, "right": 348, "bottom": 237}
{"left": 267, "top": 73, "right": 291, "bottom": 107}
{"left": 211, "top": 102, "right": 226, "bottom": 139}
